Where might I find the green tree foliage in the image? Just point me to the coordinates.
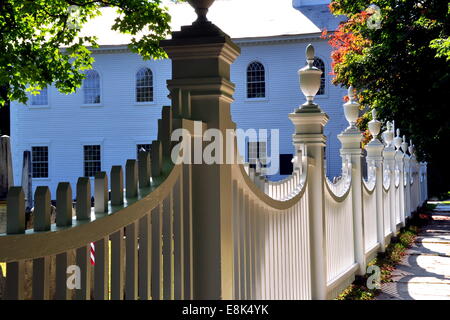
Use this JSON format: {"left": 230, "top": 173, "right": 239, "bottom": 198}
{"left": 327, "top": 0, "right": 450, "bottom": 197}
{"left": 0, "top": 0, "right": 176, "bottom": 107}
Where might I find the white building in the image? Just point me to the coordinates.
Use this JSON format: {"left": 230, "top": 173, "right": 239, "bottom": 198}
{"left": 11, "top": 0, "right": 348, "bottom": 197}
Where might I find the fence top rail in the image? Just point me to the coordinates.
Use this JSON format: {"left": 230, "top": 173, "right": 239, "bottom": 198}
{"left": 324, "top": 176, "right": 352, "bottom": 203}
{"left": 362, "top": 177, "right": 376, "bottom": 194}
{"left": 232, "top": 156, "right": 309, "bottom": 211}
{"left": 0, "top": 163, "right": 182, "bottom": 262}
{"left": 324, "top": 159, "right": 352, "bottom": 202}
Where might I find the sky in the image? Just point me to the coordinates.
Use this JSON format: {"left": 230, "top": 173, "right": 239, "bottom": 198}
{"left": 77, "top": 0, "right": 320, "bottom": 45}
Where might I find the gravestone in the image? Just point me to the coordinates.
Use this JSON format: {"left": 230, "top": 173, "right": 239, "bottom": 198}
{"left": 0, "top": 135, "right": 13, "bottom": 235}
{"left": 0, "top": 135, "right": 14, "bottom": 200}
{"left": 21, "top": 150, "right": 33, "bottom": 212}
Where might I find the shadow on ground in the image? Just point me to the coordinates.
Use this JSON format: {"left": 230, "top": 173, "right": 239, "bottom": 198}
{"left": 377, "top": 203, "right": 450, "bottom": 300}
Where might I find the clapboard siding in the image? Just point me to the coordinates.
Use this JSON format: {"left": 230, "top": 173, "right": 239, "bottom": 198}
{"left": 11, "top": 38, "right": 346, "bottom": 197}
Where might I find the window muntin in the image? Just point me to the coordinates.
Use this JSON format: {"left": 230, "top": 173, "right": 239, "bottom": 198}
{"left": 247, "top": 62, "right": 266, "bottom": 99}
{"left": 84, "top": 145, "right": 101, "bottom": 177}
{"left": 30, "top": 87, "right": 48, "bottom": 106}
{"left": 83, "top": 70, "right": 101, "bottom": 104}
{"left": 136, "top": 68, "right": 154, "bottom": 103}
{"left": 313, "top": 57, "right": 325, "bottom": 95}
{"left": 31, "top": 146, "right": 49, "bottom": 178}
{"left": 247, "top": 141, "right": 267, "bottom": 167}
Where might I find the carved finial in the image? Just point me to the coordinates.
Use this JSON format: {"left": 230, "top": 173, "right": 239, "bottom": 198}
{"left": 348, "top": 86, "right": 355, "bottom": 102}
{"left": 401, "top": 135, "right": 408, "bottom": 153}
{"left": 368, "top": 108, "right": 381, "bottom": 140}
{"left": 342, "top": 86, "right": 360, "bottom": 129}
{"left": 382, "top": 121, "right": 394, "bottom": 147}
{"left": 306, "top": 44, "right": 315, "bottom": 68}
{"left": 297, "top": 44, "right": 322, "bottom": 109}
{"left": 409, "top": 140, "right": 415, "bottom": 155}
{"left": 386, "top": 121, "right": 392, "bottom": 131}
{"left": 393, "top": 128, "right": 403, "bottom": 150}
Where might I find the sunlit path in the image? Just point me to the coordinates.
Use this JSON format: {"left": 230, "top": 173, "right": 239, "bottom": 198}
{"left": 377, "top": 202, "right": 450, "bottom": 300}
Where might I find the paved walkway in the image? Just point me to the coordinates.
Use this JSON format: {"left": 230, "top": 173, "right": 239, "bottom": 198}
{"left": 377, "top": 202, "right": 450, "bottom": 300}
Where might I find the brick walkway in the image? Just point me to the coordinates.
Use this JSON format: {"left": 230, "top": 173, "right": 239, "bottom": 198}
{"left": 377, "top": 202, "right": 450, "bottom": 300}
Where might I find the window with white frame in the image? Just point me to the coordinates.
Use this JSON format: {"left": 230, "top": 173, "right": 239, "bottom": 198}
{"left": 247, "top": 141, "right": 267, "bottom": 167}
{"left": 30, "top": 87, "right": 48, "bottom": 106}
{"left": 84, "top": 145, "right": 101, "bottom": 177}
{"left": 83, "top": 70, "right": 101, "bottom": 104}
{"left": 313, "top": 57, "right": 325, "bottom": 95}
{"left": 136, "top": 68, "right": 154, "bottom": 102}
{"left": 31, "top": 146, "right": 49, "bottom": 178}
{"left": 137, "top": 144, "right": 152, "bottom": 159}
{"left": 247, "top": 61, "right": 266, "bottom": 99}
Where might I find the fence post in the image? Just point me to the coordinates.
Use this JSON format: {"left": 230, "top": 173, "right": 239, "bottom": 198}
{"left": 76, "top": 177, "right": 91, "bottom": 221}
{"left": 94, "top": 172, "right": 108, "bottom": 213}
{"left": 54, "top": 183, "right": 73, "bottom": 300}
{"left": 5, "top": 187, "right": 25, "bottom": 300}
{"left": 393, "top": 129, "right": 406, "bottom": 228}
{"left": 365, "top": 110, "right": 385, "bottom": 252}
{"left": 383, "top": 123, "right": 397, "bottom": 236}
{"left": 161, "top": 4, "right": 240, "bottom": 299}
{"left": 111, "top": 166, "right": 124, "bottom": 206}
{"left": 401, "top": 137, "right": 411, "bottom": 219}
{"left": 409, "top": 142, "right": 418, "bottom": 211}
{"left": 288, "top": 44, "right": 329, "bottom": 300}
{"left": 337, "top": 86, "right": 366, "bottom": 276}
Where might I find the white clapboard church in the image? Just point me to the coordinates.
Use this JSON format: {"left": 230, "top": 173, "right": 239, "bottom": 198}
{"left": 11, "top": 0, "right": 348, "bottom": 197}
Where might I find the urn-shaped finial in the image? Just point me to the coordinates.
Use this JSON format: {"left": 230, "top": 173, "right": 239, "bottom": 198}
{"left": 393, "top": 128, "right": 403, "bottom": 150}
{"left": 187, "top": 0, "right": 215, "bottom": 24}
{"left": 343, "top": 86, "right": 360, "bottom": 129}
{"left": 401, "top": 135, "right": 409, "bottom": 153}
{"left": 382, "top": 121, "right": 394, "bottom": 147}
{"left": 368, "top": 109, "right": 381, "bottom": 140}
{"left": 408, "top": 139, "right": 415, "bottom": 155}
{"left": 298, "top": 44, "right": 322, "bottom": 107}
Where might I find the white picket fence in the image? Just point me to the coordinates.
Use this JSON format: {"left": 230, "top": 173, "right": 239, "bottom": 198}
{"left": 0, "top": 17, "right": 428, "bottom": 301}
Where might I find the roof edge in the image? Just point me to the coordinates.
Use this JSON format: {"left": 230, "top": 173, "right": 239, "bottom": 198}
{"left": 85, "top": 32, "right": 326, "bottom": 54}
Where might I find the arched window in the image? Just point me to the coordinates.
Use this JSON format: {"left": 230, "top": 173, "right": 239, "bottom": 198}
{"left": 136, "top": 67, "right": 154, "bottom": 102}
{"left": 247, "top": 61, "right": 266, "bottom": 99}
{"left": 313, "top": 57, "right": 325, "bottom": 95}
{"left": 83, "top": 70, "right": 101, "bottom": 104}
{"left": 31, "top": 87, "right": 48, "bottom": 106}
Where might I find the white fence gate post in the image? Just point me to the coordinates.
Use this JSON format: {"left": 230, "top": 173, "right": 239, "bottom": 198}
{"left": 337, "top": 87, "right": 366, "bottom": 276}
{"left": 365, "top": 110, "right": 385, "bottom": 252}
{"left": 383, "top": 123, "right": 397, "bottom": 237}
{"left": 401, "top": 137, "right": 411, "bottom": 219}
{"left": 289, "top": 44, "right": 329, "bottom": 300}
{"left": 394, "top": 129, "right": 406, "bottom": 228}
{"left": 161, "top": 9, "right": 241, "bottom": 300}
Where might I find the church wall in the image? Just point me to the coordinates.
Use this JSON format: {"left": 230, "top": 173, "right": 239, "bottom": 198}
{"left": 11, "top": 38, "right": 347, "bottom": 197}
